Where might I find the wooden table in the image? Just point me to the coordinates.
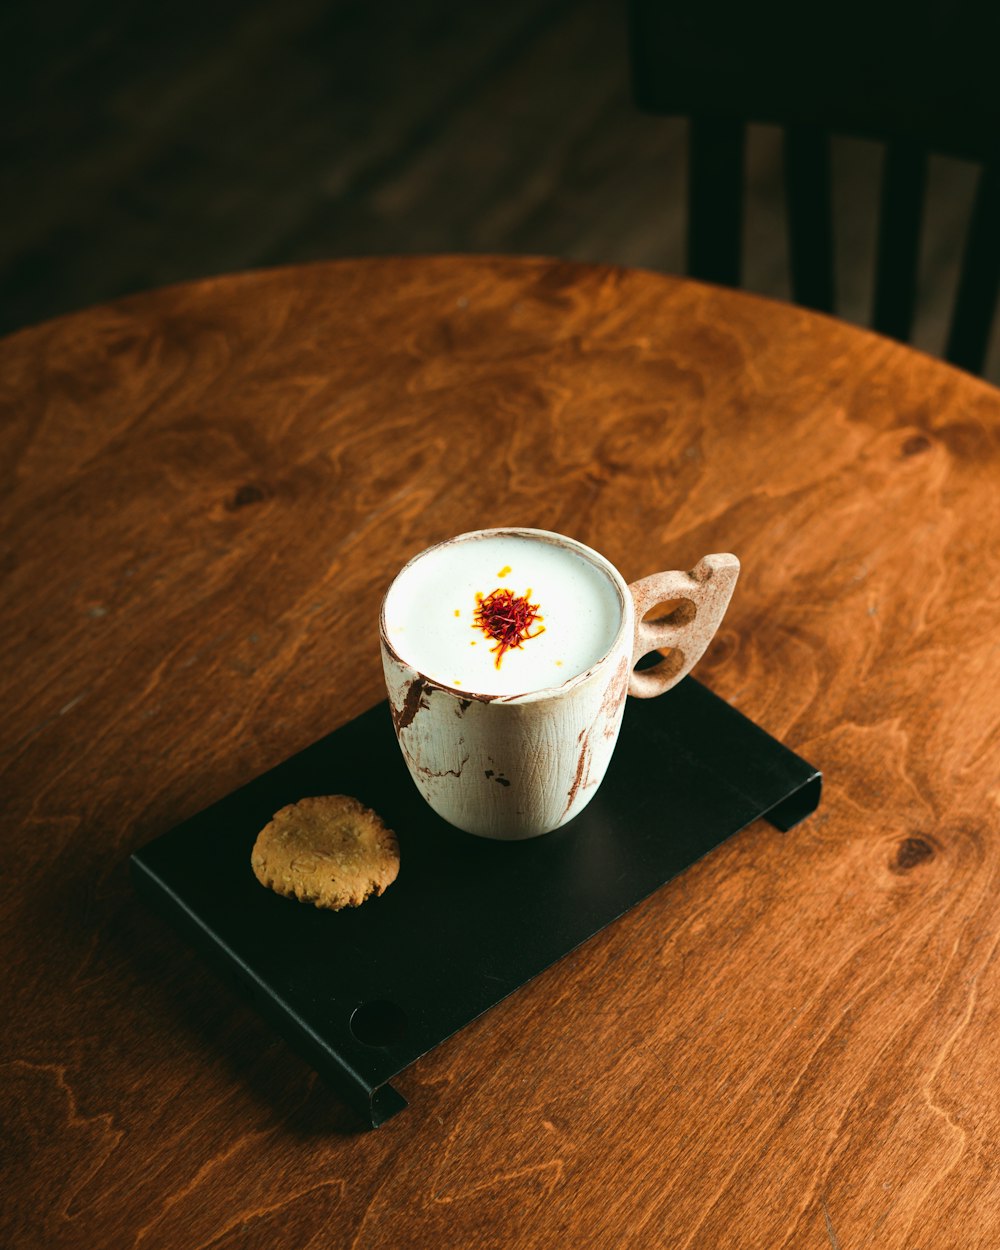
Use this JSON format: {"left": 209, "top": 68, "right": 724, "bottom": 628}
{"left": 3, "top": 257, "right": 999, "bottom": 1249}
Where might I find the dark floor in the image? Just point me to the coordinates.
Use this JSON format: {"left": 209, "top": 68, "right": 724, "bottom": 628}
{"left": 4, "top": 0, "right": 997, "bottom": 380}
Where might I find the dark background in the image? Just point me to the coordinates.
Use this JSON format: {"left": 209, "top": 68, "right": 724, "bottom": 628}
{"left": 3, "top": 0, "right": 996, "bottom": 379}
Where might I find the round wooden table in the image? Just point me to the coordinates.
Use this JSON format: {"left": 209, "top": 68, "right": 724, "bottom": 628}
{"left": 4, "top": 257, "right": 999, "bottom": 1249}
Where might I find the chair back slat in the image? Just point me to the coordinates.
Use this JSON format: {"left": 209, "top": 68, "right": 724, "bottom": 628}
{"left": 687, "top": 117, "right": 744, "bottom": 288}
{"left": 630, "top": 0, "right": 1000, "bottom": 375}
{"left": 784, "top": 125, "right": 835, "bottom": 314}
{"left": 946, "top": 163, "right": 1000, "bottom": 375}
{"left": 873, "top": 142, "right": 927, "bottom": 343}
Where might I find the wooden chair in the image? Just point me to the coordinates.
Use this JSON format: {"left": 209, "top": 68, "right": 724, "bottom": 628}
{"left": 630, "top": 0, "right": 1000, "bottom": 375}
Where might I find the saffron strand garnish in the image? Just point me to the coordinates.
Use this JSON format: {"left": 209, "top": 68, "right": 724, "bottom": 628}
{"left": 472, "top": 588, "right": 545, "bottom": 668}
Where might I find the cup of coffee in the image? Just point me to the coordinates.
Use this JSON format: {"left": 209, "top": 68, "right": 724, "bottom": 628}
{"left": 380, "top": 528, "right": 739, "bottom": 839}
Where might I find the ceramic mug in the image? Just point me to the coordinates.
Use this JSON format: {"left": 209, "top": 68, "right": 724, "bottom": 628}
{"left": 380, "top": 528, "right": 739, "bottom": 839}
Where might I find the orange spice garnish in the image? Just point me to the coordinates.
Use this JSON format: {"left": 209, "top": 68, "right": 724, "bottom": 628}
{"left": 472, "top": 588, "right": 545, "bottom": 668}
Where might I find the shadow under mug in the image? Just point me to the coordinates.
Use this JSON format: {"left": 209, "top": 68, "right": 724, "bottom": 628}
{"left": 380, "top": 528, "right": 739, "bottom": 839}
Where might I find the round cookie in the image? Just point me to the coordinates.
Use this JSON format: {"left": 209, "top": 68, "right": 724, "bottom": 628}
{"left": 251, "top": 795, "right": 399, "bottom": 910}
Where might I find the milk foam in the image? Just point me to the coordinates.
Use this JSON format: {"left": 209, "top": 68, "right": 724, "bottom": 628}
{"left": 383, "top": 533, "right": 623, "bottom": 695}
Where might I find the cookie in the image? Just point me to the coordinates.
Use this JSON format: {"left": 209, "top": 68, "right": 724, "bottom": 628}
{"left": 251, "top": 795, "right": 399, "bottom": 910}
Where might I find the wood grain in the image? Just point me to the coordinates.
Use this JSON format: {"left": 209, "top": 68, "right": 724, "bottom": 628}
{"left": 2, "top": 256, "right": 1000, "bottom": 1248}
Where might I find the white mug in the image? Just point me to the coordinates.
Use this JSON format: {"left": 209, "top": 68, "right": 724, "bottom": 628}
{"left": 380, "top": 528, "right": 739, "bottom": 839}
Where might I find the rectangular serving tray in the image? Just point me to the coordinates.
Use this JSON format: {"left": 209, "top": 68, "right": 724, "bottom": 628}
{"left": 131, "top": 677, "right": 821, "bottom": 1128}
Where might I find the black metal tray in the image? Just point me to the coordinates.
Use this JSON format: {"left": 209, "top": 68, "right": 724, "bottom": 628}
{"left": 131, "top": 677, "right": 821, "bottom": 1128}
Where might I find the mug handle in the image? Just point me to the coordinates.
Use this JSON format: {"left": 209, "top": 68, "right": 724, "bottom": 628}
{"left": 627, "top": 553, "right": 740, "bottom": 698}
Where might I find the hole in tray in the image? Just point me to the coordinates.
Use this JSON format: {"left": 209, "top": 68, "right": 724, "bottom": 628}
{"left": 350, "top": 1000, "right": 408, "bottom": 1047}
